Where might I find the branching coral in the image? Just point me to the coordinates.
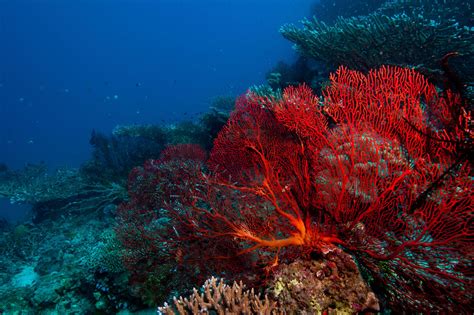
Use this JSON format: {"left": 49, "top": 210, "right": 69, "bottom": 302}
{"left": 158, "top": 277, "right": 277, "bottom": 315}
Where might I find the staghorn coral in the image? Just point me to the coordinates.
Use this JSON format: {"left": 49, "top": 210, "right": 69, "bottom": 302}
{"left": 158, "top": 277, "right": 278, "bottom": 315}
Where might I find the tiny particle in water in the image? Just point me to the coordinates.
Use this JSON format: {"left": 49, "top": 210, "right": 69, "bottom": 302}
{"left": 114, "top": 95, "right": 118, "bottom": 99}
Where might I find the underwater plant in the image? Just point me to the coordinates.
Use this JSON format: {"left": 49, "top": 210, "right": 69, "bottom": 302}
{"left": 121, "top": 66, "right": 472, "bottom": 312}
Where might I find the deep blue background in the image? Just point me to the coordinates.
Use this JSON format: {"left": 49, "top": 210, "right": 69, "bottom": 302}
{"left": 0, "top": 0, "right": 313, "bottom": 170}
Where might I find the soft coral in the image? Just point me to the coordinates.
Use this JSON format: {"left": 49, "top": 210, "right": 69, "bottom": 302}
{"left": 120, "top": 66, "right": 473, "bottom": 312}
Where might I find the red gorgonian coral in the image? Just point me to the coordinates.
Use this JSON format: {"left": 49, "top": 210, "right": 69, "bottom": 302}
{"left": 121, "top": 66, "right": 472, "bottom": 312}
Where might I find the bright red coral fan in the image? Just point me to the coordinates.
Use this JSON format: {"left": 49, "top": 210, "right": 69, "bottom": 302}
{"left": 119, "top": 66, "right": 473, "bottom": 312}
{"left": 208, "top": 66, "right": 472, "bottom": 312}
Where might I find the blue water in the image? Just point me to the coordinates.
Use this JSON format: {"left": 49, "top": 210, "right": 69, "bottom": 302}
{"left": 0, "top": 0, "right": 311, "bottom": 169}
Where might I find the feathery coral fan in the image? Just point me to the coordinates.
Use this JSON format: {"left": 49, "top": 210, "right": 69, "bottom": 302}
{"left": 121, "top": 66, "right": 472, "bottom": 312}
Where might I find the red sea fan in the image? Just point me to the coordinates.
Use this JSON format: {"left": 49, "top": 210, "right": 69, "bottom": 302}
{"left": 208, "top": 67, "right": 472, "bottom": 312}
{"left": 119, "top": 67, "right": 473, "bottom": 312}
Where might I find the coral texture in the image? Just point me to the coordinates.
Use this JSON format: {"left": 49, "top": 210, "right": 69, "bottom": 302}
{"left": 158, "top": 277, "right": 277, "bottom": 315}
{"left": 280, "top": 10, "right": 473, "bottom": 78}
{"left": 268, "top": 247, "right": 379, "bottom": 314}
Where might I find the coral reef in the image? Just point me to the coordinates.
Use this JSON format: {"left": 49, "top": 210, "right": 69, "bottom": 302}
{"left": 0, "top": 212, "right": 137, "bottom": 313}
{"left": 158, "top": 249, "right": 380, "bottom": 314}
{"left": 2, "top": 1, "right": 472, "bottom": 313}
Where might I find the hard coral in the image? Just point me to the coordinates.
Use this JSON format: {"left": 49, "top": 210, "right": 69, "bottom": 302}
{"left": 158, "top": 277, "right": 277, "bottom": 315}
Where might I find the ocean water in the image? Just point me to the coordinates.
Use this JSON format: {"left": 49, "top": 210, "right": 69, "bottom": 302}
{"left": 0, "top": 0, "right": 310, "bottom": 170}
